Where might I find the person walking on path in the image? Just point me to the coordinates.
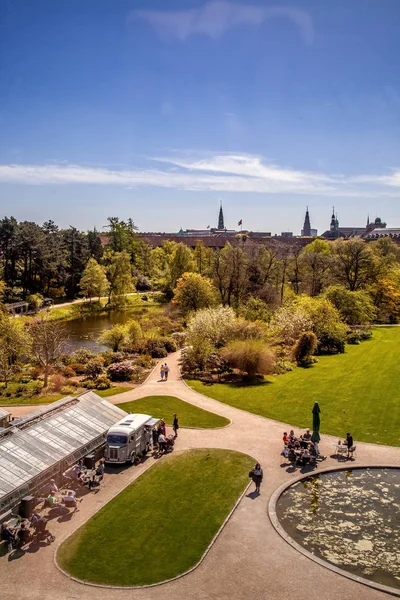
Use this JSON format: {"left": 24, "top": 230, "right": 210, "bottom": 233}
{"left": 160, "top": 364, "right": 165, "bottom": 381}
{"left": 173, "top": 413, "right": 179, "bottom": 437}
{"left": 250, "top": 463, "right": 263, "bottom": 494}
{"left": 164, "top": 363, "right": 169, "bottom": 380}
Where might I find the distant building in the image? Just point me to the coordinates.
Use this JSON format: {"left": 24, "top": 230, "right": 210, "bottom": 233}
{"left": 321, "top": 208, "right": 377, "bottom": 239}
{"left": 281, "top": 232, "right": 293, "bottom": 238}
{"left": 218, "top": 202, "right": 225, "bottom": 230}
{"left": 301, "top": 207, "right": 311, "bottom": 236}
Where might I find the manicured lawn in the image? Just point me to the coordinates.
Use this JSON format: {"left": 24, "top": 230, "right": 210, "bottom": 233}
{"left": 0, "top": 386, "right": 134, "bottom": 406}
{"left": 117, "top": 395, "right": 229, "bottom": 428}
{"left": 57, "top": 449, "right": 253, "bottom": 586}
{"left": 187, "top": 328, "right": 400, "bottom": 447}
{"left": 0, "top": 394, "right": 65, "bottom": 406}
{"left": 95, "top": 386, "right": 134, "bottom": 398}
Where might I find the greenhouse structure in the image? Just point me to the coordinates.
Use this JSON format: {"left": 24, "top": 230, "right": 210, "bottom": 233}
{"left": 0, "top": 391, "right": 127, "bottom": 515}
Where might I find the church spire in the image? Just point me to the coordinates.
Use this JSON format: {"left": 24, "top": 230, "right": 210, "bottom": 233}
{"left": 218, "top": 202, "right": 225, "bottom": 230}
{"left": 330, "top": 206, "right": 336, "bottom": 231}
{"left": 302, "top": 206, "right": 311, "bottom": 236}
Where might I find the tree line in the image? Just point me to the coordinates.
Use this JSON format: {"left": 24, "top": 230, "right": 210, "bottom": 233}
{"left": 1, "top": 215, "right": 400, "bottom": 322}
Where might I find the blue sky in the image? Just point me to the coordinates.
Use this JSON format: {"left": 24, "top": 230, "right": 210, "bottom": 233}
{"left": 1, "top": 0, "right": 399, "bottom": 234}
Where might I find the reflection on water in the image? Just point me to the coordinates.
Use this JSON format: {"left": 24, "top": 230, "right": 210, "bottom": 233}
{"left": 276, "top": 468, "right": 400, "bottom": 590}
{"left": 62, "top": 308, "right": 149, "bottom": 353}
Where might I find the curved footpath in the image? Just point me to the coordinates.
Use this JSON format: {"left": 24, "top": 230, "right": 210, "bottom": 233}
{"left": 3, "top": 352, "right": 399, "bottom": 600}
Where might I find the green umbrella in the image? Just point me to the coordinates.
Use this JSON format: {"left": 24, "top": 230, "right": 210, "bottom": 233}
{"left": 311, "top": 402, "right": 321, "bottom": 443}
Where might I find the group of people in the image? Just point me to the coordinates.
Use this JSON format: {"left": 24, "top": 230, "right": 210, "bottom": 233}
{"left": 159, "top": 363, "right": 169, "bottom": 381}
{"left": 1, "top": 512, "right": 53, "bottom": 552}
{"left": 151, "top": 415, "right": 179, "bottom": 454}
{"left": 69, "top": 458, "right": 105, "bottom": 490}
{"left": 281, "top": 429, "right": 325, "bottom": 467}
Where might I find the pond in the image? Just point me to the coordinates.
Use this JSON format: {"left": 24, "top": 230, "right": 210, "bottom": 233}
{"left": 276, "top": 468, "right": 400, "bottom": 591}
{"left": 62, "top": 309, "right": 149, "bottom": 353}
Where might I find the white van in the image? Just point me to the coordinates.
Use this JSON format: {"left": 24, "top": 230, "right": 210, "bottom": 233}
{"left": 105, "top": 413, "right": 159, "bottom": 464}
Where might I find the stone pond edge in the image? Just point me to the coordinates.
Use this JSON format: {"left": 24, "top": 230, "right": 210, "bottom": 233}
{"left": 268, "top": 463, "right": 400, "bottom": 598}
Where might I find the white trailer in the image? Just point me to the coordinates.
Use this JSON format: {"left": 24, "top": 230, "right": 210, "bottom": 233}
{"left": 105, "top": 413, "right": 159, "bottom": 464}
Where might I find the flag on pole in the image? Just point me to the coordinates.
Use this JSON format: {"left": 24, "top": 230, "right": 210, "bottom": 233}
{"left": 238, "top": 219, "right": 242, "bottom": 226}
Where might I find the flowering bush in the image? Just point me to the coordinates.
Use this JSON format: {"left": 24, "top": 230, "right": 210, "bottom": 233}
{"left": 107, "top": 360, "right": 136, "bottom": 381}
{"left": 187, "top": 306, "right": 236, "bottom": 349}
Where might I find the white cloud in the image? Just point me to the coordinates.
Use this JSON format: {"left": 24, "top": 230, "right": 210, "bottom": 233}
{"left": 130, "top": 0, "right": 313, "bottom": 44}
{"left": 0, "top": 155, "right": 399, "bottom": 198}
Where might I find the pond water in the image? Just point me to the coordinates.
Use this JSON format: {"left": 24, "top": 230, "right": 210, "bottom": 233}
{"left": 62, "top": 309, "right": 149, "bottom": 353}
{"left": 276, "top": 468, "right": 400, "bottom": 590}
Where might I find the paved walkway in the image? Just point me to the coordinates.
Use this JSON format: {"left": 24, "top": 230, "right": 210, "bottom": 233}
{"left": 3, "top": 352, "right": 399, "bottom": 600}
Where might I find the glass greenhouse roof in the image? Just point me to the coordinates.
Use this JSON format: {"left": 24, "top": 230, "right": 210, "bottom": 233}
{"left": 0, "top": 391, "right": 126, "bottom": 501}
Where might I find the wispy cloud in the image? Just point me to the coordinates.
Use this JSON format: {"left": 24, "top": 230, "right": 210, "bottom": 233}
{"left": 130, "top": 0, "right": 313, "bottom": 44}
{"left": 0, "top": 154, "right": 399, "bottom": 197}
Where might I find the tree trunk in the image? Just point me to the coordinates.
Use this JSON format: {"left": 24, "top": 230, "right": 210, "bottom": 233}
{"left": 43, "top": 365, "right": 49, "bottom": 388}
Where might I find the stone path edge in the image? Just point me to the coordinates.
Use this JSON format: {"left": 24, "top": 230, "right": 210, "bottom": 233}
{"left": 53, "top": 448, "right": 255, "bottom": 590}
{"left": 268, "top": 463, "right": 400, "bottom": 598}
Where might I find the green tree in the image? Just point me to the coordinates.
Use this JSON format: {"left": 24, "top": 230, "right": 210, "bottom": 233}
{"left": 126, "top": 319, "right": 142, "bottom": 345}
{"left": 27, "top": 293, "right": 44, "bottom": 311}
{"left": 0, "top": 314, "right": 31, "bottom": 386}
{"left": 173, "top": 272, "right": 216, "bottom": 315}
{"left": 99, "top": 324, "right": 127, "bottom": 352}
{"left": 168, "top": 244, "right": 194, "bottom": 292}
{"left": 107, "top": 252, "right": 134, "bottom": 305}
{"left": 300, "top": 239, "right": 331, "bottom": 296}
{"left": 212, "top": 243, "right": 248, "bottom": 307}
{"left": 240, "top": 298, "right": 270, "bottom": 322}
{"left": 331, "top": 238, "right": 378, "bottom": 291}
{"left": 323, "top": 285, "right": 376, "bottom": 325}
{"left": 293, "top": 331, "right": 318, "bottom": 366}
{"left": 79, "top": 258, "right": 109, "bottom": 302}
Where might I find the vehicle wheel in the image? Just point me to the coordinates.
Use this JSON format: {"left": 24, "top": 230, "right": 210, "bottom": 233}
{"left": 130, "top": 453, "right": 136, "bottom": 464}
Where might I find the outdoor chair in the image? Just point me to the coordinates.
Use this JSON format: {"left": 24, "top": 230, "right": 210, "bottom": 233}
{"left": 348, "top": 446, "right": 356, "bottom": 459}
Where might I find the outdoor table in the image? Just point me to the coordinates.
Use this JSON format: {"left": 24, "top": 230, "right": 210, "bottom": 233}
{"left": 332, "top": 442, "right": 347, "bottom": 459}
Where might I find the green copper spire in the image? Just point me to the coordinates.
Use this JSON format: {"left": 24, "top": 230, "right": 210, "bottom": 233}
{"left": 218, "top": 202, "right": 224, "bottom": 230}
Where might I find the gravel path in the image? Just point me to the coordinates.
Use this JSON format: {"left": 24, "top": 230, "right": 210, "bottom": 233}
{"left": 2, "top": 351, "right": 399, "bottom": 600}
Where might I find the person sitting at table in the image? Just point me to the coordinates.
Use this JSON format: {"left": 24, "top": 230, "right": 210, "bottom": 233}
{"left": 47, "top": 491, "right": 63, "bottom": 511}
{"left": 294, "top": 439, "right": 301, "bottom": 449}
{"left": 289, "top": 429, "right": 295, "bottom": 441}
{"left": 282, "top": 432, "right": 289, "bottom": 445}
{"left": 344, "top": 432, "right": 353, "bottom": 457}
{"left": 63, "top": 491, "right": 82, "bottom": 511}
{"left": 49, "top": 479, "right": 59, "bottom": 494}
{"left": 303, "top": 429, "right": 312, "bottom": 441}
{"left": 287, "top": 447, "right": 297, "bottom": 465}
{"left": 1, "top": 522, "right": 15, "bottom": 546}
{"left": 299, "top": 436, "right": 308, "bottom": 449}
{"left": 71, "top": 464, "right": 83, "bottom": 482}
{"left": 16, "top": 522, "right": 31, "bottom": 547}
{"left": 95, "top": 459, "right": 105, "bottom": 480}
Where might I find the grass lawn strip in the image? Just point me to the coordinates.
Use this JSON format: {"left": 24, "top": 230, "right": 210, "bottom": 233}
{"left": 187, "top": 327, "right": 400, "bottom": 447}
{"left": 57, "top": 449, "right": 254, "bottom": 586}
{"left": 0, "top": 386, "right": 134, "bottom": 406}
{"left": 117, "top": 395, "right": 230, "bottom": 428}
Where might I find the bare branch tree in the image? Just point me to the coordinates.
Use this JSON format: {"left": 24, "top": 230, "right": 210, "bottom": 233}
{"left": 29, "top": 316, "right": 68, "bottom": 388}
